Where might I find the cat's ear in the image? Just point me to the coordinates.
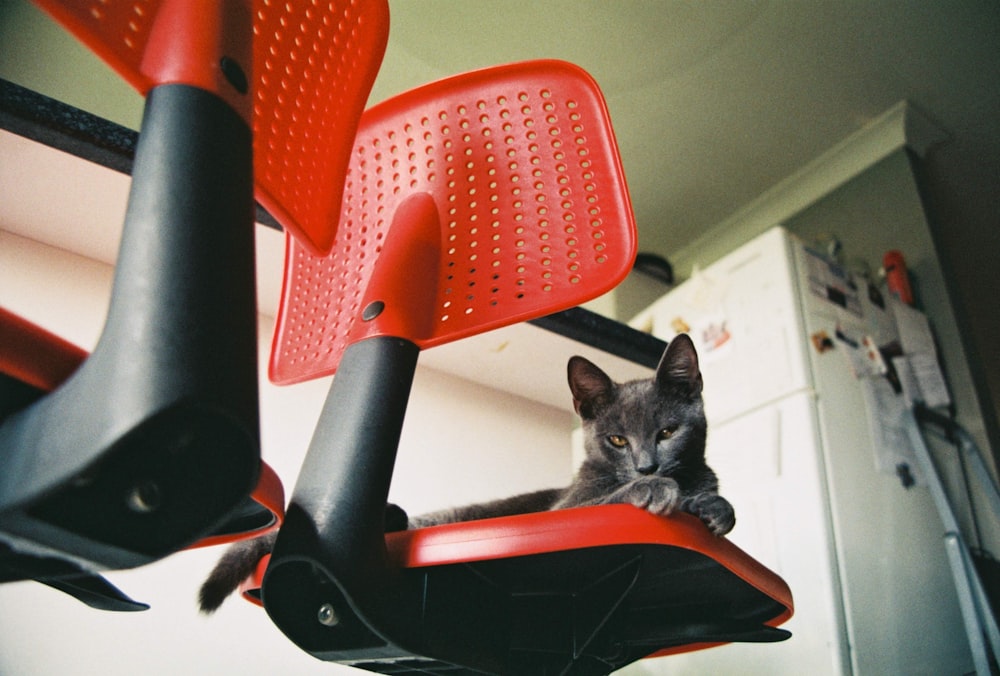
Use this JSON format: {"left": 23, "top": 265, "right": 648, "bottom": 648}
{"left": 656, "top": 333, "right": 703, "bottom": 396}
{"left": 568, "top": 356, "right": 615, "bottom": 419}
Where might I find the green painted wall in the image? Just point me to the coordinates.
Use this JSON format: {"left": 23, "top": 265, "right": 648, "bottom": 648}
{"left": 0, "top": 0, "right": 143, "bottom": 129}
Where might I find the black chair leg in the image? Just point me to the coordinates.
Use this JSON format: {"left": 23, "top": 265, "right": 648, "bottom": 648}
{"left": 265, "top": 336, "right": 420, "bottom": 659}
{"left": 0, "top": 83, "right": 259, "bottom": 575}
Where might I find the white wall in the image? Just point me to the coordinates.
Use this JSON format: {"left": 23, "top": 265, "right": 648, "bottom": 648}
{"left": 0, "top": 231, "right": 575, "bottom": 674}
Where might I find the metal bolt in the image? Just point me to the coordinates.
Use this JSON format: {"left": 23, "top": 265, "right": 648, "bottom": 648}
{"left": 317, "top": 602, "right": 339, "bottom": 627}
{"left": 362, "top": 301, "right": 385, "bottom": 321}
{"left": 220, "top": 56, "right": 248, "bottom": 94}
{"left": 125, "top": 481, "right": 162, "bottom": 513}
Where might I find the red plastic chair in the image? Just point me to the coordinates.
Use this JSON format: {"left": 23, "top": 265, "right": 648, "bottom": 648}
{"left": 0, "top": 0, "right": 387, "bottom": 611}
{"left": 258, "top": 60, "right": 793, "bottom": 674}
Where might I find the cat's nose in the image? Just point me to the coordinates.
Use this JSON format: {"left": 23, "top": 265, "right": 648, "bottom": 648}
{"left": 636, "top": 462, "right": 658, "bottom": 475}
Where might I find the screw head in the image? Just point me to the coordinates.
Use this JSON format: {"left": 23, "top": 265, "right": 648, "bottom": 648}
{"left": 126, "top": 481, "right": 162, "bottom": 513}
{"left": 362, "top": 301, "right": 385, "bottom": 321}
{"left": 317, "top": 602, "right": 339, "bottom": 627}
{"left": 220, "top": 56, "right": 248, "bottom": 94}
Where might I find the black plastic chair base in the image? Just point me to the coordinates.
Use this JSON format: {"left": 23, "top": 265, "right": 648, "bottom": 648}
{"left": 0, "top": 543, "right": 148, "bottom": 612}
{"left": 5, "top": 404, "right": 256, "bottom": 558}
{"left": 0, "top": 82, "right": 260, "bottom": 575}
{"left": 266, "top": 541, "right": 789, "bottom": 675}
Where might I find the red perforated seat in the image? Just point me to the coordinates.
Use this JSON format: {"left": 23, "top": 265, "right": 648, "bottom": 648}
{"left": 38, "top": 0, "right": 388, "bottom": 254}
{"left": 270, "top": 59, "right": 635, "bottom": 384}
{"left": 252, "top": 0, "right": 389, "bottom": 254}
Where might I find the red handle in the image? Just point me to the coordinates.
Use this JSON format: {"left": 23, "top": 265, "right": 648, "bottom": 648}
{"left": 883, "top": 250, "right": 914, "bottom": 305}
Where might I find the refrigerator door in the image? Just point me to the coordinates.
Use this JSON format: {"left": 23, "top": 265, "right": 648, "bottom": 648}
{"left": 625, "top": 228, "right": 847, "bottom": 674}
{"left": 789, "top": 238, "right": 975, "bottom": 675}
{"left": 627, "top": 226, "right": 974, "bottom": 674}
{"left": 623, "top": 392, "right": 849, "bottom": 675}
{"left": 633, "top": 228, "right": 811, "bottom": 425}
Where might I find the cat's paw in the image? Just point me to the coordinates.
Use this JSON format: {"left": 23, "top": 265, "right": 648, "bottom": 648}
{"left": 614, "top": 476, "right": 682, "bottom": 515}
{"left": 683, "top": 493, "right": 735, "bottom": 536}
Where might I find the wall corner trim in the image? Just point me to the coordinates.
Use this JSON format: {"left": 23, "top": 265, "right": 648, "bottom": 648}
{"left": 672, "top": 101, "right": 950, "bottom": 273}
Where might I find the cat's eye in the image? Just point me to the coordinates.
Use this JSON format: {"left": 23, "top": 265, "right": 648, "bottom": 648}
{"left": 607, "top": 434, "right": 629, "bottom": 448}
{"left": 658, "top": 426, "right": 678, "bottom": 441}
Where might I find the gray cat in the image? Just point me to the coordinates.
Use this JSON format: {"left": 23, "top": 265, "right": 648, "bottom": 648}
{"left": 198, "top": 333, "right": 734, "bottom": 613}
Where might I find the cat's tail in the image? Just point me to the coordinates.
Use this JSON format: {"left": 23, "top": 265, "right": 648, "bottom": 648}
{"left": 198, "top": 504, "right": 409, "bottom": 614}
{"left": 198, "top": 531, "right": 277, "bottom": 614}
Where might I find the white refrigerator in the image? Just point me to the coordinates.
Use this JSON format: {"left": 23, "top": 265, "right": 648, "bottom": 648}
{"left": 622, "top": 227, "right": 974, "bottom": 675}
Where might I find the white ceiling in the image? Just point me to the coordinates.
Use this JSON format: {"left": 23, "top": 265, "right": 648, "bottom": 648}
{"left": 365, "top": 1, "right": 1000, "bottom": 266}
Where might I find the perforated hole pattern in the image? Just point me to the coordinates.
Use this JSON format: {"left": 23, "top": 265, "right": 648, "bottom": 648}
{"left": 272, "top": 61, "right": 636, "bottom": 384}
{"left": 82, "top": 0, "right": 154, "bottom": 53}
{"left": 253, "top": 0, "right": 388, "bottom": 253}
{"left": 41, "top": 0, "right": 388, "bottom": 255}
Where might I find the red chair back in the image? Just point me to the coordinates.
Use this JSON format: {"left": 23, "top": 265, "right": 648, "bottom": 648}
{"left": 35, "top": 0, "right": 390, "bottom": 253}
{"left": 252, "top": 0, "right": 389, "bottom": 253}
{"left": 270, "top": 59, "right": 637, "bottom": 384}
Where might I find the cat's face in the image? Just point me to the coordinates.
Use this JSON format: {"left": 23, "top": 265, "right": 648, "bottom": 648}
{"left": 568, "top": 334, "right": 707, "bottom": 481}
